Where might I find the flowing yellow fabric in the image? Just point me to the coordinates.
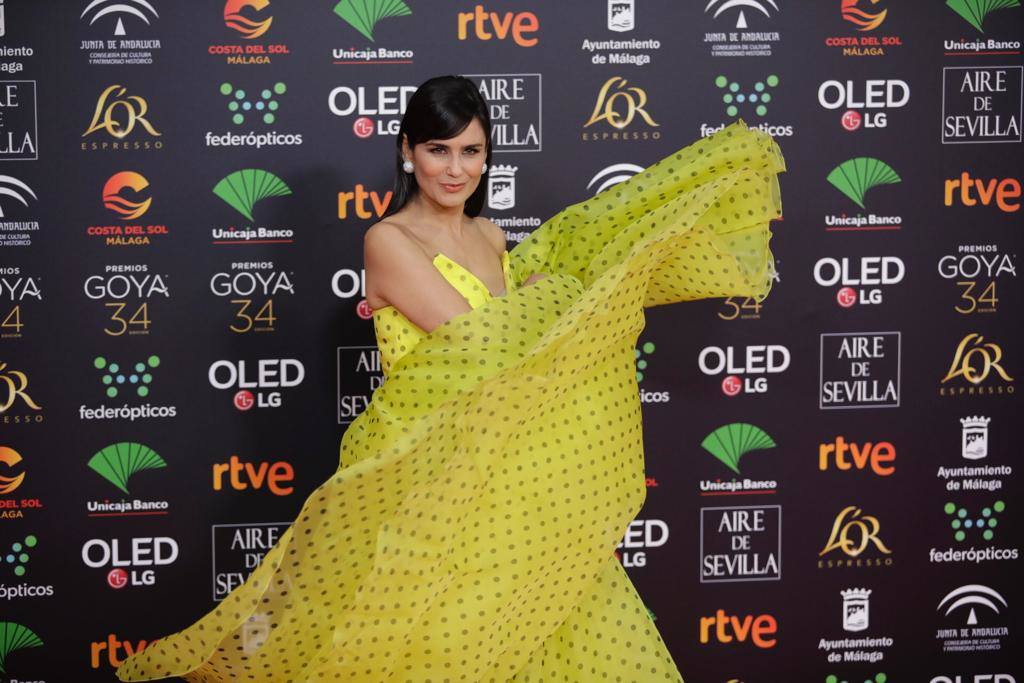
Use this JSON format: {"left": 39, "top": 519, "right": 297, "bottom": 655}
{"left": 115, "top": 120, "right": 784, "bottom": 682}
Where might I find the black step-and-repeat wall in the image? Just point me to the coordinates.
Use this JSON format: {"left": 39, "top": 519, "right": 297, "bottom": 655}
{"left": 1, "top": 1, "right": 1021, "bottom": 681}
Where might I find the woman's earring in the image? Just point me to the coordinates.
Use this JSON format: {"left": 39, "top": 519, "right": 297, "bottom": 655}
{"left": 402, "top": 159, "right": 414, "bottom": 173}
{"left": 480, "top": 163, "right": 488, "bottom": 174}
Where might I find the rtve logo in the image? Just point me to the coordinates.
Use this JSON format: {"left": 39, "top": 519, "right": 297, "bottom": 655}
{"left": 91, "top": 633, "right": 151, "bottom": 670}
{"left": 819, "top": 437, "right": 895, "bottom": 476}
{"left": 699, "top": 610, "right": 777, "bottom": 648}
{"left": 212, "top": 455, "right": 294, "bottom": 495}
{"left": 337, "top": 184, "right": 392, "bottom": 219}
{"left": 457, "top": 5, "right": 539, "bottom": 47}
{"left": 944, "top": 172, "right": 1021, "bottom": 213}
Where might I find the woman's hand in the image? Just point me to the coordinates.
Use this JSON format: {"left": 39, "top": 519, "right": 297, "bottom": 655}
{"left": 522, "top": 272, "right": 548, "bottom": 287}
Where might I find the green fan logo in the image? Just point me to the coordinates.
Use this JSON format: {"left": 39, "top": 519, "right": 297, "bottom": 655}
{"left": 0, "top": 622, "right": 43, "bottom": 674}
{"left": 701, "top": 423, "right": 776, "bottom": 474}
{"left": 213, "top": 169, "right": 292, "bottom": 221}
{"left": 87, "top": 442, "right": 167, "bottom": 494}
{"left": 947, "top": 0, "right": 1020, "bottom": 32}
{"left": 333, "top": 0, "right": 412, "bottom": 41}
{"left": 826, "top": 157, "right": 901, "bottom": 209}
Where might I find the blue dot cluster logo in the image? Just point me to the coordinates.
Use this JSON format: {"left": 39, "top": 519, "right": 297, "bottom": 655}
{"left": 220, "top": 82, "right": 287, "bottom": 125}
{"left": 94, "top": 356, "right": 160, "bottom": 398}
{"left": 945, "top": 500, "right": 1005, "bottom": 541}
{"left": 716, "top": 75, "right": 779, "bottom": 117}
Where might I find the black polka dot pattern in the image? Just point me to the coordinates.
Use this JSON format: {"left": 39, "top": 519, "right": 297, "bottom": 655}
{"left": 114, "top": 120, "right": 783, "bottom": 682}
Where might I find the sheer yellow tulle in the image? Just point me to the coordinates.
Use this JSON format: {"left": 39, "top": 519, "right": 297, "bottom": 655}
{"left": 115, "top": 120, "right": 784, "bottom": 682}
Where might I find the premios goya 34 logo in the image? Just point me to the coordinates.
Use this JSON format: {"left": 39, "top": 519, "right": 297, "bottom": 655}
{"left": 210, "top": 262, "right": 294, "bottom": 333}
{"left": 83, "top": 265, "right": 169, "bottom": 336}
{"left": 0, "top": 266, "right": 42, "bottom": 340}
{"left": 86, "top": 441, "right": 170, "bottom": 518}
{"left": 940, "top": 333, "right": 1014, "bottom": 396}
{"left": 699, "top": 422, "right": 778, "bottom": 495}
{"left": 0, "top": 621, "right": 43, "bottom": 672}
{"left": 818, "top": 505, "right": 893, "bottom": 568}
{"left": 82, "top": 84, "right": 162, "bottom": 151}
{"left": 825, "top": 157, "right": 903, "bottom": 233}
{"left": 212, "top": 169, "right": 294, "bottom": 245}
{"left": 212, "top": 0, "right": 290, "bottom": 64}
{"left": 938, "top": 244, "right": 1017, "bottom": 315}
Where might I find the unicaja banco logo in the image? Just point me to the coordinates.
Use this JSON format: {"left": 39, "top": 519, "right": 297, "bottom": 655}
{"left": 214, "top": 169, "right": 292, "bottom": 221}
{"left": 87, "top": 442, "right": 167, "bottom": 494}
{"left": 333, "top": 0, "right": 411, "bottom": 40}
{"left": 224, "top": 0, "right": 273, "bottom": 39}
{"left": 715, "top": 75, "right": 779, "bottom": 117}
{"left": 827, "top": 158, "right": 901, "bottom": 209}
{"left": 701, "top": 423, "right": 776, "bottom": 474}
{"left": 947, "top": 0, "right": 1020, "bottom": 32}
{"left": 0, "top": 622, "right": 43, "bottom": 671}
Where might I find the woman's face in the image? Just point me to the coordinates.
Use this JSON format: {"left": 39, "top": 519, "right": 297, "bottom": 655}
{"left": 403, "top": 118, "right": 488, "bottom": 210}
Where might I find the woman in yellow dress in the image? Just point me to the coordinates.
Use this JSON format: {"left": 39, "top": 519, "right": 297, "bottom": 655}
{"left": 116, "top": 75, "right": 784, "bottom": 682}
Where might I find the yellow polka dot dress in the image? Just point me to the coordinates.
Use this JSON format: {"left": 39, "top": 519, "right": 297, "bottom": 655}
{"left": 115, "top": 120, "right": 784, "bottom": 682}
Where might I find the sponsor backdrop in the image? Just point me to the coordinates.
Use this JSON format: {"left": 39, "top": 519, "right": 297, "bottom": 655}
{"left": 0, "top": 0, "right": 1021, "bottom": 681}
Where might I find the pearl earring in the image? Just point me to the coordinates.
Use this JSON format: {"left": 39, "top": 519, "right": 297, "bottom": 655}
{"left": 481, "top": 163, "right": 488, "bottom": 174}
{"left": 402, "top": 159, "right": 414, "bottom": 173}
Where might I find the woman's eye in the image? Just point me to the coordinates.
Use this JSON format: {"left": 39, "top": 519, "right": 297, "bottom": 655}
{"left": 430, "top": 147, "right": 447, "bottom": 154}
{"left": 464, "top": 148, "right": 479, "bottom": 155}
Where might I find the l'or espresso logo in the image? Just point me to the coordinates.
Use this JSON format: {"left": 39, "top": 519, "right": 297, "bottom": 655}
{"left": 819, "top": 437, "right": 896, "bottom": 477}
{"left": 820, "top": 332, "right": 900, "bottom": 409}
{"left": 328, "top": 82, "right": 417, "bottom": 138}
{"left": 331, "top": 0, "right": 414, "bottom": 65}
{"left": 81, "top": 84, "right": 163, "bottom": 151}
{"left": 699, "top": 610, "right": 777, "bottom": 648}
{"left": 824, "top": 0, "right": 903, "bottom": 56}
{"left": 698, "top": 344, "right": 791, "bottom": 396}
{"left": 208, "top": 358, "right": 305, "bottom": 410}
{"left": 700, "top": 505, "right": 781, "bottom": 583}
{"left": 337, "top": 345, "right": 382, "bottom": 424}
{"left": 580, "top": 0, "right": 661, "bottom": 66}
{"left": 84, "top": 265, "right": 170, "bottom": 336}
{"left": 699, "top": 423, "right": 778, "bottom": 495}
{"left": 942, "top": 66, "right": 1023, "bottom": 144}
{"left": 582, "top": 76, "right": 660, "bottom": 142}
{"left": 210, "top": 0, "right": 290, "bottom": 64}
{"left": 0, "top": 174, "right": 40, "bottom": 248}
{"left": 0, "top": 80, "right": 38, "bottom": 160}
{"left": 210, "top": 262, "right": 294, "bottom": 333}
{"left": 702, "top": 0, "right": 781, "bottom": 58}
{"left": 819, "top": 505, "right": 893, "bottom": 568}
{"left": 211, "top": 521, "right": 290, "bottom": 600}
{"left": 212, "top": 169, "right": 293, "bottom": 244}
{"left": 212, "top": 455, "right": 294, "bottom": 495}
{"left": 940, "top": 333, "right": 1014, "bottom": 396}
{"left": 939, "top": 245, "right": 1017, "bottom": 315}
{"left": 79, "top": 0, "right": 162, "bottom": 66}
{"left": 86, "top": 442, "right": 170, "bottom": 517}
{"left": 0, "top": 446, "right": 45, "bottom": 520}
{"left": 825, "top": 157, "right": 903, "bottom": 233}
{"left": 818, "top": 79, "right": 910, "bottom": 132}
{"left": 616, "top": 518, "right": 669, "bottom": 568}
{"left": 936, "top": 584, "right": 1010, "bottom": 653}
{"left": 87, "top": 172, "right": 169, "bottom": 246}
{"left": 0, "top": 266, "right": 42, "bottom": 340}
{"left": 813, "top": 256, "right": 905, "bottom": 308}
{"left": 457, "top": 5, "right": 539, "bottom": 47}
{"left": 82, "top": 536, "right": 179, "bottom": 589}
{"left": 464, "top": 74, "right": 542, "bottom": 152}
{"left": 944, "top": 172, "right": 1021, "bottom": 213}
{"left": 0, "top": 361, "right": 42, "bottom": 424}
{"left": 944, "top": 0, "right": 1022, "bottom": 56}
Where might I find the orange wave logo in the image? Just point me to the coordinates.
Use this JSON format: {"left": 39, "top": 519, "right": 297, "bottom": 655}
{"left": 841, "top": 0, "right": 887, "bottom": 31}
{"left": 103, "top": 172, "right": 152, "bottom": 220}
{"left": 0, "top": 446, "right": 26, "bottom": 494}
{"left": 224, "top": 0, "right": 273, "bottom": 39}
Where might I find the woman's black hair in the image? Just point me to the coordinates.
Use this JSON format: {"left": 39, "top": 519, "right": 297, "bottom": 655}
{"left": 382, "top": 75, "right": 492, "bottom": 218}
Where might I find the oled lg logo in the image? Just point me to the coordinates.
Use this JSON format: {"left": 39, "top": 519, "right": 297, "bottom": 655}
{"left": 698, "top": 344, "right": 791, "bottom": 396}
{"left": 208, "top": 358, "right": 305, "bottom": 410}
{"left": 81, "top": 536, "right": 179, "bottom": 588}
{"left": 813, "top": 256, "right": 905, "bottom": 307}
{"left": 328, "top": 83, "right": 417, "bottom": 137}
{"left": 817, "top": 79, "right": 909, "bottom": 131}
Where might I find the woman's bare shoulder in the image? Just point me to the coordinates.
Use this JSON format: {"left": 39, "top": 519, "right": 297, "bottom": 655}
{"left": 474, "top": 216, "right": 507, "bottom": 254}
